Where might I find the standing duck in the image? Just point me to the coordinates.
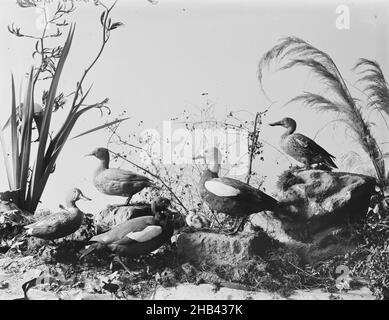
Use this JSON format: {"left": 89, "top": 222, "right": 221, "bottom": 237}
{"left": 193, "top": 147, "right": 278, "bottom": 234}
{"left": 86, "top": 147, "right": 155, "bottom": 205}
{"left": 24, "top": 188, "right": 91, "bottom": 240}
{"left": 80, "top": 197, "right": 174, "bottom": 261}
{"left": 269, "top": 117, "right": 337, "bottom": 169}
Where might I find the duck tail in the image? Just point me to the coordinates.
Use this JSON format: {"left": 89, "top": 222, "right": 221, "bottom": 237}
{"left": 324, "top": 156, "right": 338, "bottom": 170}
{"left": 264, "top": 193, "right": 279, "bottom": 211}
{"left": 149, "top": 181, "right": 162, "bottom": 190}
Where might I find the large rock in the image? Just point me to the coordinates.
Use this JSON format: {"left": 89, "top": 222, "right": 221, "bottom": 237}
{"left": 244, "top": 169, "right": 377, "bottom": 264}
{"left": 177, "top": 231, "right": 273, "bottom": 267}
{"left": 273, "top": 169, "right": 376, "bottom": 241}
{"left": 93, "top": 203, "right": 154, "bottom": 233}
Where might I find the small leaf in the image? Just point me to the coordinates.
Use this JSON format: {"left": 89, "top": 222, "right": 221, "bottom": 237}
{"left": 100, "top": 11, "right": 106, "bottom": 26}
{"left": 109, "top": 22, "right": 124, "bottom": 30}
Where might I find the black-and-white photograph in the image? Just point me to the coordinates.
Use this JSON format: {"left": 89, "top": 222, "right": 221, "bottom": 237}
{"left": 0, "top": 0, "right": 388, "bottom": 304}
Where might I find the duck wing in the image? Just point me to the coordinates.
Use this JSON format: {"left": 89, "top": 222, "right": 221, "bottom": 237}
{"left": 95, "top": 168, "right": 153, "bottom": 195}
{"left": 204, "top": 179, "right": 241, "bottom": 197}
{"left": 293, "top": 133, "right": 336, "bottom": 158}
{"left": 114, "top": 225, "right": 162, "bottom": 245}
{"left": 99, "top": 168, "right": 151, "bottom": 183}
{"left": 292, "top": 133, "right": 337, "bottom": 168}
{"left": 90, "top": 216, "right": 155, "bottom": 244}
{"left": 24, "top": 210, "right": 69, "bottom": 236}
{"left": 205, "top": 177, "right": 278, "bottom": 208}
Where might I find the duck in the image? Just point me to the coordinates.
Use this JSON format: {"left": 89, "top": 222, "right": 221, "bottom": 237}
{"left": 193, "top": 147, "right": 278, "bottom": 234}
{"left": 80, "top": 197, "right": 174, "bottom": 262}
{"left": 269, "top": 117, "right": 337, "bottom": 169}
{"left": 86, "top": 147, "right": 155, "bottom": 205}
{"left": 24, "top": 188, "right": 91, "bottom": 241}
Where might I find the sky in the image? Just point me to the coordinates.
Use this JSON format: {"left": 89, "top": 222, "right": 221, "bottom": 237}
{"left": 0, "top": 0, "right": 388, "bottom": 213}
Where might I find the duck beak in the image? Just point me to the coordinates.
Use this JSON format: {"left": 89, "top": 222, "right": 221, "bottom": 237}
{"left": 84, "top": 152, "right": 94, "bottom": 157}
{"left": 269, "top": 120, "right": 283, "bottom": 127}
{"left": 79, "top": 193, "right": 92, "bottom": 201}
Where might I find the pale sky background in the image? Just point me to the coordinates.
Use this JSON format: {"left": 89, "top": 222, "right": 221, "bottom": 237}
{"left": 0, "top": 0, "right": 388, "bottom": 213}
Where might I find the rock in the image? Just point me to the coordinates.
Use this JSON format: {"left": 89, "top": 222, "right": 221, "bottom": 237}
{"left": 93, "top": 203, "right": 153, "bottom": 232}
{"left": 246, "top": 169, "right": 376, "bottom": 264}
{"left": 274, "top": 169, "right": 376, "bottom": 240}
{"left": 177, "top": 231, "right": 273, "bottom": 267}
{"left": 250, "top": 212, "right": 357, "bottom": 264}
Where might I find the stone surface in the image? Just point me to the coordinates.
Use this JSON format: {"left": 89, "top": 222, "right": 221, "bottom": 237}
{"left": 177, "top": 231, "right": 273, "bottom": 266}
{"left": 93, "top": 203, "right": 153, "bottom": 233}
{"left": 273, "top": 169, "right": 376, "bottom": 240}
{"left": 243, "top": 169, "right": 377, "bottom": 264}
{"left": 249, "top": 212, "right": 358, "bottom": 264}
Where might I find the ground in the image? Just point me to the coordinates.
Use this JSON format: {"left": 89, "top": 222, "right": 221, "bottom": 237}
{"left": 0, "top": 245, "right": 375, "bottom": 300}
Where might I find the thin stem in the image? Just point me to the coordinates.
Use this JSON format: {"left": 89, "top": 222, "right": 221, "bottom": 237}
{"left": 109, "top": 150, "right": 189, "bottom": 214}
{"left": 71, "top": 1, "right": 117, "bottom": 112}
{"left": 246, "top": 112, "right": 261, "bottom": 184}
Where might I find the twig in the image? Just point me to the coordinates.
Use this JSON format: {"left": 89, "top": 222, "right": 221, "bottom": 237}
{"left": 246, "top": 112, "right": 261, "bottom": 184}
{"left": 109, "top": 150, "right": 189, "bottom": 214}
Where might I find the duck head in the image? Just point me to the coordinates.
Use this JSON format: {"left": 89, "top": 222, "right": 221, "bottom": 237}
{"left": 85, "top": 147, "right": 110, "bottom": 169}
{"left": 269, "top": 117, "right": 297, "bottom": 134}
{"left": 151, "top": 197, "right": 171, "bottom": 214}
{"left": 85, "top": 147, "right": 110, "bottom": 160}
{"left": 65, "top": 188, "right": 91, "bottom": 207}
{"left": 192, "top": 147, "right": 222, "bottom": 173}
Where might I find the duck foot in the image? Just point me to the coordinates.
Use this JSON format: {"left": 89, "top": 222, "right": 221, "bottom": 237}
{"left": 111, "top": 256, "right": 131, "bottom": 275}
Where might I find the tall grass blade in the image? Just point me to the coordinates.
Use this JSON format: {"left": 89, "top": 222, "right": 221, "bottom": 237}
{"left": 10, "top": 75, "right": 19, "bottom": 189}
{"left": 18, "top": 67, "right": 34, "bottom": 206}
{"left": 32, "top": 26, "right": 74, "bottom": 194}
{"left": 30, "top": 25, "right": 75, "bottom": 210}
{"left": 0, "top": 130, "right": 13, "bottom": 188}
{"left": 71, "top": 117, "right": 129, "bottom": 140}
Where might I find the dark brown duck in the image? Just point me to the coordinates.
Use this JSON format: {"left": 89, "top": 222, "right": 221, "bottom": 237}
{"left": 193, "top": 147, "right": 278, "bottom": 233}
{"left": 80, "top": 197, "right": 174, "bottom": 259}
{"left": 269, "top": 117, "right": 337, "bottom": 169}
